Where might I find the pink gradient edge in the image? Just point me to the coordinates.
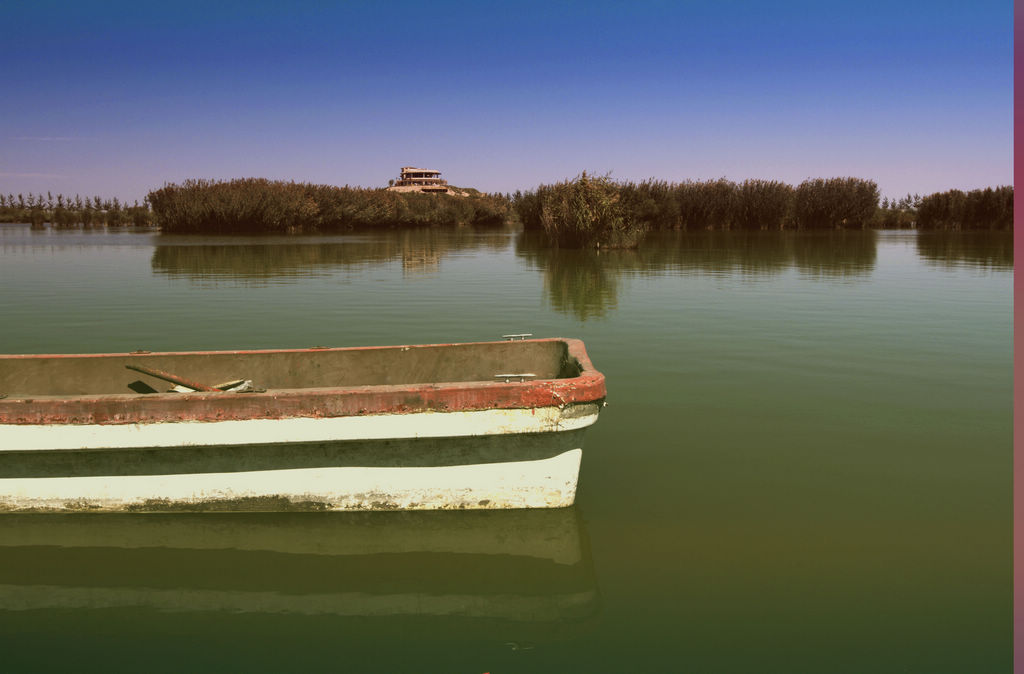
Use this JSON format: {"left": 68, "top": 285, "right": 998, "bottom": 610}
{"left": 1015, "top": 3, "right": 1022, "bottom": 668}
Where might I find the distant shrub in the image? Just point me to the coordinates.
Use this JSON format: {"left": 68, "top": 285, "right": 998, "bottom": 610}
{"left": 512, "top": 187, "right": 547, "bottom": 230}
{"left": 873, "top": 195, "right": 919, "bottom": 228}
{"left": 128, "top": 202, "right": 154, "bottom": 226}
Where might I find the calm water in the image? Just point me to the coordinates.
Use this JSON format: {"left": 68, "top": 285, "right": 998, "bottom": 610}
{"left": 0, "top": 224, "right": 1013, "bottom": 672}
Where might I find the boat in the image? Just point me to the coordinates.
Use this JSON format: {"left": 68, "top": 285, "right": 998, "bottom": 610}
{"left": 0, "top": 337, "right": 606, "bottom": 512}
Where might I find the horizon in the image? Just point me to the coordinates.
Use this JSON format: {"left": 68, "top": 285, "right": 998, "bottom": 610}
{"left": 1, "top": 1, "right": 1012, "bottom": 204}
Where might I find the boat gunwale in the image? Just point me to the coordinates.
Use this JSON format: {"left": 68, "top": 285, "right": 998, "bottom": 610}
{"left": 0, "top": 338, "right": 606, "bottom": 426}
{"left": 0, "top": 337, "right": 587, "bottom": 363}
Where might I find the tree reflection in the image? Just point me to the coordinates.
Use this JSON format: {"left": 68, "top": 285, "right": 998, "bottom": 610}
{"left": 517, "top": 230, "right": 879, "bottom": 320}
{"left": 791, "top": 230, "right": 877, "bottom": 278}
{"left": 517, "top": 243, "right": 626, "bottom": 321}
{"left": 915, "top": 231, "right": 1014, "bottom": 270}
{"left": 149, "top": 228, "right": 1009, "bottom": 323}
{"left": 151, "top": 229, "right": 512, "bottom": 285}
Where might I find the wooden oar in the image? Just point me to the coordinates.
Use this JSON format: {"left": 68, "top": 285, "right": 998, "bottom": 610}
{"left": 125, "top": 364, "right": 218, "bottom": 392}
{"left": 168, "top": 379, "right": 248, "bottom": 393}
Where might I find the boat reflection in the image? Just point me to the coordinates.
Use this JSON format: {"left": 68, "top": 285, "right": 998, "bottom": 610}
{"left": 0, "top": 507, "right": 599, "bottom": 636}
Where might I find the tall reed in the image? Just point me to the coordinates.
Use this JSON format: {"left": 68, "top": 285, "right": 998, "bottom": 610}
{"left": 916, "top": 186, "right": 1013, "bottom": 230}
{"left": 791, "top": 178, "right": 879, "bottom": 229}
{"left": 512, "top": 174, "right": 881, "bottom": 245}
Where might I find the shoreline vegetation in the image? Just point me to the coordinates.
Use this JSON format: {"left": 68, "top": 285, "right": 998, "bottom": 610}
{"left": 146, "top": 179, "right": 509, "bottom": 233}
{"left": 513, "top": 174, "right": 1013, "bottom": 247}
{"left": 0, "top": 177, "right": 1012, "bottom": 247}
{"left": 0, "top": 193, "right": 152, "bottom": 227}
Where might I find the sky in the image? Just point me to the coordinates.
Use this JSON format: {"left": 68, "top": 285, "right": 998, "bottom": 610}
{"left": 0, "top": 0, "right": 1013, "bottom": 202}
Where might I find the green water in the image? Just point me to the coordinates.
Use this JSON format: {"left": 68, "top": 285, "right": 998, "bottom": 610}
{"left": 0, "top": 224, "right": 1012, "bottom": 672}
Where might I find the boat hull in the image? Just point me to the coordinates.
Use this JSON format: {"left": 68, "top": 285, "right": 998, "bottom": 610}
{"left": 0, "top": 423, "right": 594, "bottom": 513}
{"left": 0, "top": 448, "right": 583, "bottom": 512}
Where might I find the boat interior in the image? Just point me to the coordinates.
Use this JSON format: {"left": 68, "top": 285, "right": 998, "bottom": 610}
{"left": 0, "top": 340, "right": 584, "bottom": 396}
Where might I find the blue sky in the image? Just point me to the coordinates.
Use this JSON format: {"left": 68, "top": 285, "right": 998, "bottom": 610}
{"left": 0, "top": 0, "right": 1012, "bottom": 201}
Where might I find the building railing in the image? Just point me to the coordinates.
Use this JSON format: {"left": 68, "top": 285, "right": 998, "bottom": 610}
{"left": 394, "top": 178, "right": 449, "bottom": 186}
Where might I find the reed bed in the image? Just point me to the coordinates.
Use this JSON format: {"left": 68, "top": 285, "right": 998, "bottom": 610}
{"left": 514, "top": 174, "right": 1013, "bottom": 247}
{"left": 147, "top": 179, "right": 510, "bottom": 234}
{"left": 514, "top": 175, "right": 879, "bottom": 247}
{"left": 790, "top": 178, "right": 879, "bottom": 229}
{"left": 915, "top": 186, "right": 1013, "bottom": 230}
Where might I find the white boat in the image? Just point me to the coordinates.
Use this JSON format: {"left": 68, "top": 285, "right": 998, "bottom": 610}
{"left": 0, "top": 338, "right": 606, "bottom": 511}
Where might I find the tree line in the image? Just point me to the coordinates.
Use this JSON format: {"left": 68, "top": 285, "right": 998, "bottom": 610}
{"left": 0, "top": 192, "right": 152, "bottom": 226}
{"left": 1, "top": 177, "right": 1011, "bottom": 243}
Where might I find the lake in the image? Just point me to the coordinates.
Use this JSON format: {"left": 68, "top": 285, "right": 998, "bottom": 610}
{"left": 0, "top": 224, "right": 1012, "bottom": 672}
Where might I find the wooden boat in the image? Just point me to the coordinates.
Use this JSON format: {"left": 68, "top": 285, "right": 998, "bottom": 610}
{"left": 0, "top": 338, "right": 605, "bottom": 512}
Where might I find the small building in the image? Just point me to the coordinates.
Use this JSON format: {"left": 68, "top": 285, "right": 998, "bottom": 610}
{"left": 387, "top": 167, "right": 450, "bottom": 194}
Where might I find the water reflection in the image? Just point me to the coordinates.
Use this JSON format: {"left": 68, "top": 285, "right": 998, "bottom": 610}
{"left": 915, "top": 231, "right": 1014, "bottom": 270}
{"left": 516, "top": 230, "right": 879, "bottom": 320}
{"left": 139, "top": 226, "right": 1013, "bottom": 322}
{"left": 518, "top": 246, "right": 625, "bottom": 320}
{"left": 790, "top": 230, "right": 877, "bottom": 278}
{"left": 0, "top": 222, "right": 160, "bottom": 251}
{"left": 151, "top": 229, "right": 512, "bottom": 285}
{"left": 0, "top": 507, "right": 598, "bottom": 640}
